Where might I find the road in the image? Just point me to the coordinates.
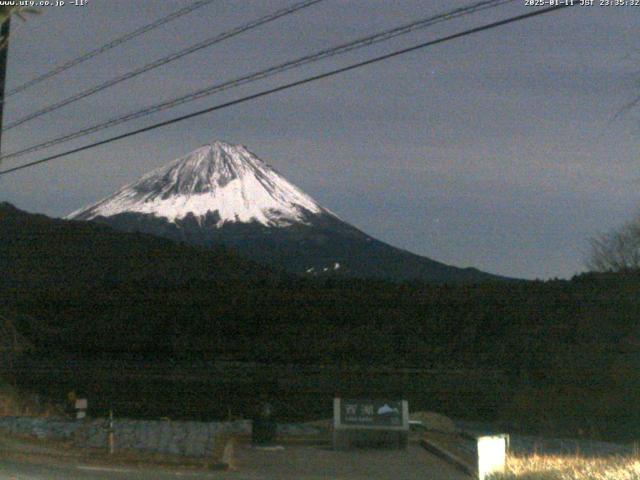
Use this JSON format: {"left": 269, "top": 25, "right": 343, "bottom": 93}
{"left": 0, "top": 460, "right": 234, "bottom": 479}
{"left": 0, "top": 445, "right": 470, "bottom": 479}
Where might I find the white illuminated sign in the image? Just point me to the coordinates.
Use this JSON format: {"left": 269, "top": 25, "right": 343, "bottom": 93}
{"left": 477, "top": 435, "right": 507, "bottom": 480}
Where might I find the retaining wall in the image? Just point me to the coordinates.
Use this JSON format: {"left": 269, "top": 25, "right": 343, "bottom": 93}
{"left": 0, "top": 417, "right": 319, "bottom": 457}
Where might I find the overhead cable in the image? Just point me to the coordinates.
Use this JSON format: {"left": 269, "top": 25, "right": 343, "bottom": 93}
{"left": 0, "top": 3, "right": 575, "bottom": 178}
{"left": 3, "top": 0, "right": 326, "bottom": 131}
{"left": 4, "top": 0, "right": 219, "bottom": 99}
{"left": 1, "top": 0, "right": 514, "bottom": 162}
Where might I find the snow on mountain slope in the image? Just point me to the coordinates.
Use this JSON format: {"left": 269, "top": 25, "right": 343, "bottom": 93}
{"left": 66, "top": 140, "right": 508, "bottom": 283}
{"left": 67, "top": 141, "right": 327, "bottom": 227}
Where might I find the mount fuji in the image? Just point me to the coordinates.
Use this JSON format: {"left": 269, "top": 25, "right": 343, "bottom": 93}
{"left": 68, "top": 141, "right": 503, "bottom": 283}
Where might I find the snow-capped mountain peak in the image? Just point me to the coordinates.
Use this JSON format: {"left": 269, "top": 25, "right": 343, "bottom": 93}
{"left": 67, "top": 141, "right": 327, "bottom": 227}
{"left": 65, "top": 140, "right": 506, "bottom": 283}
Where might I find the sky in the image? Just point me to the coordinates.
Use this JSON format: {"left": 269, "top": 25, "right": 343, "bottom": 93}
{"left": 0, "top": 0, "right": 638, "bottom": 280}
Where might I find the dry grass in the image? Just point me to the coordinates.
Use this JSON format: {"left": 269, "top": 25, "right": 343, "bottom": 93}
{"left": 491, "top": 453, "right": 640, "bottom": 480}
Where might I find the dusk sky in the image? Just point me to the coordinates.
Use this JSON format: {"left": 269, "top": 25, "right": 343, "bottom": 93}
{"left": 0, "top": 0, "right": 638, "bottom": 280}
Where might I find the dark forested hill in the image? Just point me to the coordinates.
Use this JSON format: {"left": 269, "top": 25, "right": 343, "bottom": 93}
{"left": 3, "top": 202, "right": 639, "bottom": 365}
{"left": 3, "top": 202, "right": 640, "bottom": 440}
{"left": 0, "top": 201, "right": 281, "bottom": 351}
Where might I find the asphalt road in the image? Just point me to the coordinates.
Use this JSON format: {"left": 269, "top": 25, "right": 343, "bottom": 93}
{"left": 0, "top": 445, "right": 469, "bottom": 480}
{"left": 0, "top": 461, "right": 242, "bottom": 480}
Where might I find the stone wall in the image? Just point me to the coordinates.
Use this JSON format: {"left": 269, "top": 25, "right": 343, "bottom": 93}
{"left": 0, "top": 417, "right": 320, "bottom": 457}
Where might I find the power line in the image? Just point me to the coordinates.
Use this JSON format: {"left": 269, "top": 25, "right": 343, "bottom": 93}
{"left": 0, "top": 4, "right": 575, "bottom": 178}
{"left": 4, "top": 0, "right": 218, "bottom": 99}
{"left": 3, "top": 0, "right": 325, "bottom": 131}
{"left": 0, "top": 0, "right": 514, "bottom": 162}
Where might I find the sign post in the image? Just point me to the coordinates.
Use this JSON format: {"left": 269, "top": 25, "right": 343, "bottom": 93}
{"left": 333, "top": 398, "right": 409, "bottom": 450}
{"left": 74, "top": 398, "right": 88, "bottom": 420}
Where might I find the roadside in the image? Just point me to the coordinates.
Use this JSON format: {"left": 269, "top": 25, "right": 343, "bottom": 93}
{"left": 0, "top": 431, "right": 218, "bottom": 471}
{"left": 0, "top": 427, "right": 470, "bottom": 480}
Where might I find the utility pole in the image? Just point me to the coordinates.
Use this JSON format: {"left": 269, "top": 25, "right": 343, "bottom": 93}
{"left": 0, "top": 17, "right": 10, "bottom": 155}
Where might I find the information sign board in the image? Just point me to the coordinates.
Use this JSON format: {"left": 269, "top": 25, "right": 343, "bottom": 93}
{"left": 339, "top": 399, "right": 404, "bottom": 427}
{"left": 334, "top": 398, "right": 409, "bottom": 431}
{"left": 333, "top": 398, "right": 409, "bottom": 449}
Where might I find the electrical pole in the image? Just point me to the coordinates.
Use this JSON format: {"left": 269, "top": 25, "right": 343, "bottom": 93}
{"left": 0, "top": 17, "right": 10, "bottom": 155}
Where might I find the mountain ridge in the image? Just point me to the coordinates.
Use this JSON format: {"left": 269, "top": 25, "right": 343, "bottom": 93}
{"left": 68, "top": 141, "right": 508, "bottom": 283}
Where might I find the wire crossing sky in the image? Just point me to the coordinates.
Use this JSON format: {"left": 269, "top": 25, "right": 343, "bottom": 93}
{"left": 0, "top": 3, "right": 574, "bottom": 178}
{"left": 0, "top": 0, "right": 515, "bottom": 163}
{"left": 2, "top": 0, "right": 325, "bottom": 131}
{"left": 3, "top": 0, "right": 219, "bottom": 99}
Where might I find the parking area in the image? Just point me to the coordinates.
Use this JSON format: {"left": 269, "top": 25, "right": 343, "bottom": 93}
{"left": 0, "top": 442, "right": 470, "bottom": 480}
{"left": 231, "top": 443, "right": 470, "bottom": 480}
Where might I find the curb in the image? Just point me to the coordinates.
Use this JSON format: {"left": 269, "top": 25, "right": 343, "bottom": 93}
{"left": 420, "top": 438, "right": 476, "bottom": 478}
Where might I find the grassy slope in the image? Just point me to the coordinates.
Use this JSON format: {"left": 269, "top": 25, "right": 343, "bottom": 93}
{"left": 495, "top": 454, "right": 640, "bottom": 480}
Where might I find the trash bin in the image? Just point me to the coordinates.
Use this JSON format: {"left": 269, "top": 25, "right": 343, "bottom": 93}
{"left": 252, "top": 402, "right": 276, "bottom": 445}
